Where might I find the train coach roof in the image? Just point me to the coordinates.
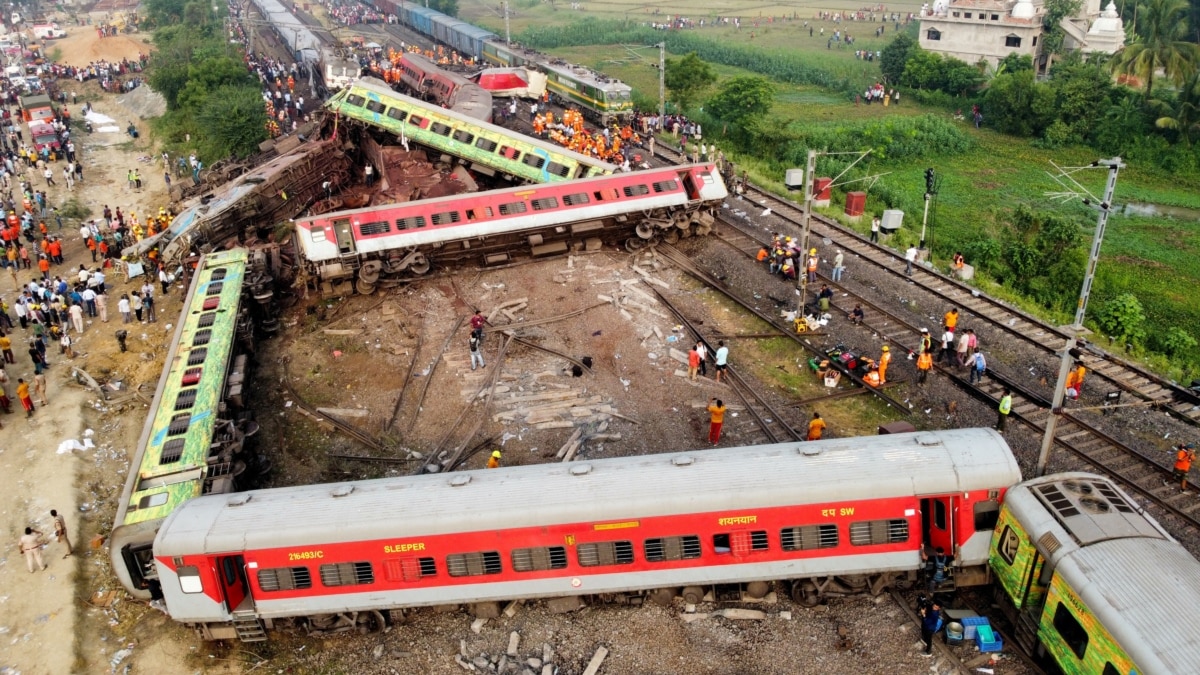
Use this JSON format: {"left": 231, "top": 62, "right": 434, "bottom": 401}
{"left": 1057, "top": 537, "right": 1200, "bottom": 673}
{"left": 157, "top": 429, "right": 1018, "bottom": 555}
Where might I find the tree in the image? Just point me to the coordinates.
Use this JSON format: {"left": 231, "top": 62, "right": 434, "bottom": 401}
{"left": 996, "top": 53, "right": 1034, "bottom": 74}
{"left": 983, "top": 70, "right": 1054, "bottom": 136}
{"left": 1112, "top": 0, "right": 1200, "bottom": 96}
{"left": 194, "top": 85, "right": 269, "bottom": 160}
{"left": 1153, "top": 71, "right": 1200, "bottom": 146}
{"left": 664, "top": 52, "right": 716, "bottom": 113}
{"left": 1048, "top": 59, "right": 1115, "bottom": 144}
{"left": 1041, "top": 0, "right": 1084, "bottom": 59}
{"left": 901, "top": 49, "right": 945, "bottom": 90}
{"left": 941, "top": 57, "right": 985, "bottom": 96}
{"left": 880, "top": 34, "right": 916, "bottom": 85}
{"left": 177, "top": 56, "right": 258, "bottom": 111}
{"left": 706, "top": 76, "right": 775, "bottom": 127}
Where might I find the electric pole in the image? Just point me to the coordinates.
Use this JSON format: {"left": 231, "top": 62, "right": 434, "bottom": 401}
{"left": 504, "top": 1, "right": 511, "bottom": 46}
{"left": 1036, "top": 157, "right": 1124, "bottom": 476}
{"left": 658, "top": 42, "right": 665, "bottom": 119}
{"left": 798, "top": 149, "right": 817, "bottom": 309}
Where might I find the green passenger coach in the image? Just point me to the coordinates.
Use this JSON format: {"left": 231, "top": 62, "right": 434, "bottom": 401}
{"left": 110, "top": 249, "right": 254, "bottom": 599}
{"left": 989, "top": 472, "right": 1200, "bottom": 674}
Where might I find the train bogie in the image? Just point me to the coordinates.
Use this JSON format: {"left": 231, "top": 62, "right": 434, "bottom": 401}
{"left": 154, "top": 430, "right": 1021, "bottom": 640}
{"left": 990, "top": 473, "right": 1200, "bottom": 674}
{"left": 294, "top": 163, "right": 726, "bottom": 294}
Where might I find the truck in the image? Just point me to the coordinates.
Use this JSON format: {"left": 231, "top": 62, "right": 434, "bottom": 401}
{"left": 32, "top": 24, "right": 65, "bottom": 39}
{"left": 20, "top": 93, "right": 55, "bottom": 123}
{"left": 28, "top": 120, "right": 59, "bottom": 153}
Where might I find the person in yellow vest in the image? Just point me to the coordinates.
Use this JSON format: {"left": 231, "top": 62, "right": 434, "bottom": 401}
{"left": 916, "top": 349, "right": 933, "bottom": 384}
{"left": 486, "top": 450, "right": 501, "bottom": 469}
{"left": 997, "top": 389, "right": 1012, "bottom": 431}
{"left": 878, "top": 345, "right": 892, "bottom": 384}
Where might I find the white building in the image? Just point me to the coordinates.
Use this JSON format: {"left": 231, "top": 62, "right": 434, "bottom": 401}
{"left": 918, "top": 0, "right": 1125, "bottom": 71}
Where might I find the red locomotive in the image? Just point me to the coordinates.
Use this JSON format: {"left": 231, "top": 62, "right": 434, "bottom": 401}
{"left": 152, "top": 429, "right": 1020, "bottom": 641}
{"left": 294, "top": 163, "right": 727, "bottom": 295}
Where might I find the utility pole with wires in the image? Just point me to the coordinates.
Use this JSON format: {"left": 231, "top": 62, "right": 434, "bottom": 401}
{"left": 796, "top": 149, "right": 886, "bottom": 312}
{"left": 658, "top": 42, "right": 665, "bottom": 119}
{"left": 1036, "top": 157, "right": 1124, "bottom": 476}
{"left": 504, "top": 1, "right": 511, "bottom": 46}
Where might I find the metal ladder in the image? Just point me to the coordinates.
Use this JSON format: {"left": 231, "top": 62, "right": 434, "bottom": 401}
{"left": 1014, "top": 609, "right": 1040, "bottom": 653}
{"left": 231, "top": 609, "right": 267, "bottom": 642}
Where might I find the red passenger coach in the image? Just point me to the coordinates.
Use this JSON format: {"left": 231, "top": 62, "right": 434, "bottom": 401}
{"left": 154, "top": 429, "right": 1020, "bottom": 641}
{"left": 294, "top": 163, "right": 726, "bottom": 295}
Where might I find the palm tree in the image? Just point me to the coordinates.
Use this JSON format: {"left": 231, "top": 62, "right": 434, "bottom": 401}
{"left": 1112, "top": 0, "right": 1200, "bottom": 96}
{"left": 1153, "top": 72, "right": 1200, "bottom": 145}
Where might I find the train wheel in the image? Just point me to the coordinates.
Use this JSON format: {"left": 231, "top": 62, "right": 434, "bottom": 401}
{"left": 679, "top": 225, "right": 694, "bottom": 239}
{"left": 625, "top": 238, "right": 646, "bottom": 253}
{"left": 355, "top": 279, "right": 376, "bottom": 295}
{"left": 791, "top": 581, "right": 820, "bottom": 608}
{"left": 648, "top": 588, "right": 676, "bottom": 607}
{"left": 408, "top": 254, "right": 431, "bottom": 276}
{"left": 694, "top": 224, "right": 713, "bottom": 237}
{"left": 745, "top": 581, "right": 770, "bottom": 600}
{"left": 681, "top": 586, "right": 705, "bottom": 605}
{"left": 662, "top": 229, "right": 680, "bottom": 245}
{"left": 358, "top": 260, "right": 382, "bottom": 284}
{"left": 356, "top": 610, "right": 386, "bottom": 634}
{"left": 635, "top": 221, "right": 655, "bottom": 239}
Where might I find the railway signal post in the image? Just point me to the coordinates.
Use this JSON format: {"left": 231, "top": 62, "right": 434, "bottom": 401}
{"left": 1037, "top": 157, "right": 1123, "bottom": 476}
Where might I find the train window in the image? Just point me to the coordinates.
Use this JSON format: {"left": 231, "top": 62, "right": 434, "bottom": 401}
{"left": 563, "top": 193, "right": 590, "bottom": 206}
{"left": 396, "top": 216, "right": 427, "bottom": 230}
{"left": 205, "top": 281, "right": 224, "bottom": 296}
{"left": 475, "top": 138, "right": 498, "bottom": 153}
{"left": 712, "top": 532, "right": 770, "bottom": 555}
{"left": 310, "top": 227, "right": 327, "bottom": 242}
{"left": 431, "top": 211, "right": 461, "bottom": 226}
{"left": 167, "top": 412, "right": 191, "bottom": 436}
{"left": 974, "top": 501, "right": 1000, "bottom": 531}
{"left": 136, "top": 492, "right": 169, "bottom": 509}
{"left": 498, "top": 202, "right": 528, "bottom": 216}
{"left": 530, "top": 197, "right": 558, "bottom": 211}
{"left": 319, "top": 562, "right": 375, "bottom": 587}
{"left": 934, "top": 501, "right": 947, "bottom": 530}
{"left": 622, "top": 184, "right": 651, "bottom": 198}
{"left": 521, "top": 154, "right": 546, "bottom": 169}
{"left": 365, "top": 100, "right": 386, "bottom": 114}
{"left": 748, "top": 531, "right": 770, "bottom": 551}
{"left": 466, "top": 207, "right": 493, "bottom": 221}
{"left": 594, "top": 188, "right": 619, "bottom": 202}
{"left": 644, "top": 535, "right": 702, "bottom": 562}
{"left": 160, "top": 438, "right": 186, "bottom": 464}
{"left": 652, "top": 180, "right": 679, "bottom": 193}
{"left": 1053, "top": 603, "right": 1089, "bottom": 660}
{"left": 358, "top": 221, "right": 391, "bottom": 236}
{"left": 452, "top": 130, "right": 474, "bottom": 144}
{"left": 849, "top": 519, "right": 909, "bottom": 546}
{"left": 408, "top": 115, "right": 428, "bottom": 129}
{"left": 198, "top": 312, "right": 217, "bottom": 328}
{"left": 577, "top": 541, "right": 634, "bottom": 567}
{"left": 547, "top": 162, "right": 571, "bottom": 178}
{"left": 202, "top": 297, "right": 220, "bottom": 311}
{"left": 185, "top": 349, "right": 208, "bottom": 367}
{"left": 384, "top": 557, "right": 437, "bottom": 582}
{"left": 211, "top": 269, "right": 227, "bottom": 280}
{"left": 386, "top": 107, "right": 407, "bottom": 122}
{"left": 1101, "top": 665, "right": 1121, "bottom": 675}
{"left": 346, "top": 94, "right": 366, "bottom": 107}
{"left": 181, "top": 367, "right": 202, "bottom": 386}
{"left": 781, "top": 524, "right": 839, "bottom": 551}
{"left": 499, "top": 145, "right": 521, "bottom": 161}
{"left": 178, "top": 566, "right": 203, "bottom": 594}
{"left": 430, "top": 122, "right": 452, "bottom": 137}
{"left": 194, "top": 329, "right": 213, "bottom": 346}
{"left": 175, "top": 387, "right": 198, "bottom": 410}
{"left": 511, "top": 546, "right": 568, "bottom": 572}
{"left": 257, "top": 566, "right": 313, "bottom": 592}
{"left": 446, "top": 551, "right": 503, "bottom": 577}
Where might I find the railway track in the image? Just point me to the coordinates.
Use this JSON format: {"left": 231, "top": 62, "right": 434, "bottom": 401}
{"left": 703, "top": 211, "right": 1200, "bottom": 532}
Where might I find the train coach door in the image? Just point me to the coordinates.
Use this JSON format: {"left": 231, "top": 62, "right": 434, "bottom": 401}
{"left": 218, "top": 555, "right": 252, "bottom": 613}
{"left": 333, "top": 218, "right": 355, "bottom": 255}
{"left": 920, "top": 495, "right": 955, "bottom": 556}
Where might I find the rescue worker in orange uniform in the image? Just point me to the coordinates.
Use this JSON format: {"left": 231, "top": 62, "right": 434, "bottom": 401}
{"left": 878, "top": 345, "right": 892, "bottom": 384}
{"left": 864, "top": 365, "right": 882, "bottom": 387}
{"left": 807, "top": 412, "right": 826, "bottom": 441}
{"left": 944, "top": 308, "right": 958, "bottom": 333}
{"left": 1173, "top": 444, "right": 1196, "bottom": 491}
{"left": 487, "top": 450, "right": 502, "bottom": 469}
{"left": 1065, "top": 362, "right": 1085, "bottom": 400}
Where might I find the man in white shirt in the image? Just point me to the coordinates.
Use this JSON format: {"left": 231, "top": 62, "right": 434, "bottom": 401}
{"left": 905, "top": 246, "right": 918, "bottom": 276}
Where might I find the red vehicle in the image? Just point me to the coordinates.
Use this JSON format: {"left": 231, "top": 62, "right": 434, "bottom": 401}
{"left": 152, "top": 428, "right": 1021, "bottom": 641}
{"left": 394, "top": 52, "right": 490, "bottom": 122}
{"left": 28, "top": 120, "right": 59, "bottom": 152}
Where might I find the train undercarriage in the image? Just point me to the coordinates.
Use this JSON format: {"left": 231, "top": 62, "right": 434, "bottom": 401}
{"left": 303, "top": 202, "right": 717, "bottom": 297}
